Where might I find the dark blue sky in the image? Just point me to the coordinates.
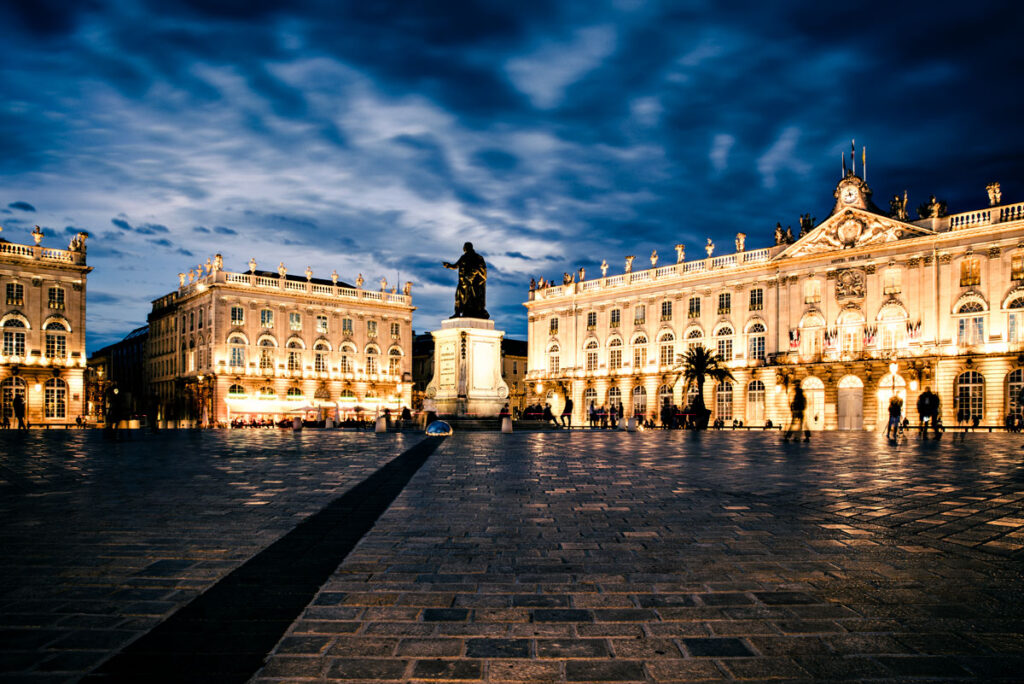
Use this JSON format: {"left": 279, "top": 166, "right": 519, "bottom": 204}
{"left": 2, "top": 1, "right": 1022, "bottom": 352}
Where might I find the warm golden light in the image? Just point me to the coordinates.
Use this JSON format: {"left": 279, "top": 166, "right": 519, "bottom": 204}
{"left": 33, "top": 383, "right": 42, "bottom": 392}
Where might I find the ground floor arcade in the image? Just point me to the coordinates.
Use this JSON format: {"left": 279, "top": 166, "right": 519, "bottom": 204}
{"left": 0, "top": 367, "right": 86, "bottom": 427}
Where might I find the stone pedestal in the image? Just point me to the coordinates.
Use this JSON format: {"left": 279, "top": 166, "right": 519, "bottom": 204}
{"left": 426, "top": 318, "right": 510, "bottom": 418}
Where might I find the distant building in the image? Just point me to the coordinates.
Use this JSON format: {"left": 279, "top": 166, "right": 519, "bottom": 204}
{"left": 147, "top": 255, "right": 414, "bottom": 425}
{"left": 412, "top": 332, "right": 528, "bottom": 415}
{"left": 526, "top": 166, "right": 1024, "bottom": 431}
{"left": 86, "top": 325, "right": 149, "bottom": 424}
{"left": 0, "top": 225, "right": 91, "bottom": 425}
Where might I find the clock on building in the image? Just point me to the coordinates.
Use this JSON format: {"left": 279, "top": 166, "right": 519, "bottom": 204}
{"left": 840, "top": 185, "right": 859, "bottom": 204}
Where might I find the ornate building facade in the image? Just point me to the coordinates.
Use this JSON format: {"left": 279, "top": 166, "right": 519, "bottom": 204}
{"left": 0, "top": 226, "right": 91, "bottom": 425}
{"left": 147, "top": 256, "right": 414, "bottom": 426}
{"left": 525, "top": 170, "right": 1024, "bottom": 431}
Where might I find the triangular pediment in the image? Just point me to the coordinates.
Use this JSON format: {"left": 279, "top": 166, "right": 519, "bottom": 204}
{"left": 779, "top": 208, "right": 933, "bottom": 259}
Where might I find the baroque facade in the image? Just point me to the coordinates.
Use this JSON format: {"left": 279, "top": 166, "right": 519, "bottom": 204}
{"left": 0, "top": 226, "right": 91, "bottom": 425}
{"left": 147, "top": 256, "right": 415, "bottom": 426}
{"left": 525, "top": 170, "right": 1024, "bottom": 431}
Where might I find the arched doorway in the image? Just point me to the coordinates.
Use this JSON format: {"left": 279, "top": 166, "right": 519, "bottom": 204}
{"left": 632, "top": 385, "right": 647, "bottom": 418}
{"left": 746, "top": 380, "right": 765, "bottom": 426}
{"left": 877, "top": 373, "right": 906, "bottom": 426}
{"left": 1, "top": 376, "right": 27, "bottom": 422}
{"left": 837, "top": 375, "right": 863, "bottom": 430}
{"left": 801, "top": 376, "right": 825, "bottom": 430}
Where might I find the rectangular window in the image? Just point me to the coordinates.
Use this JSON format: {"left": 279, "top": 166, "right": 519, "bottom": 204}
{"left": 6, "top": 283, "right": 24, "bottom": 306}
{"left": 1013, "top": 254, "right": 1024, "bottom": 282}
{"left": 261, "top": 309, "right": 274, "bottom": 328}
{"left": 586, "top": 311, "right": 597, "bottom": 329}
{"left": 1010, "top": 313, "right": 1021, "bottom": 344}
{"left": 958, "top": 316, "right": 984, "bottom": 346}
{"left": 748, "top": 335, "right": 765, "bottom": 361}
{"left": 391, "top": 322, "right": 401, "bottom": 338}
{"left": 366, "top": 355, "right": 378, "bottom": 374}
{"left": 960, "top": 258, "right": 981, "bottom": 287}
{"left": 549, "top": 318, "right": 559, "bottom": 334}
{"left": 3, "top": 331, "right": 26, "bottom": 356}
{"left": 260, "top": 348, "right": 274, "bottom": 370}
{"left": 688, "top": 297, "right": 701, "bottom": 318}
{"left": 367, "top": 320, "right": 377, "bottom": 337}
{"left": 634, "top": 305, "right": 645, "bottom": 325}
{"left": 883, "top": 269, "right": 901, "bottom": 295}
{"left": 548, "top": 352, "right": 559, "bottom": 374}
{"left": 661, "top": 301, "right": 672, "bottom": 321}
{"left": 610, "top": 309, "right": 620, "bottom": 328}
{"left": 45, "top": 333, "right": 66, "bottom": 358}
{"left": 389, "top": 355, "right": 401, "bottom": 376}
{"left": 230, "top": 346, "right": 245, "bottom": 367}
{"left": 289, "top": 312, "right": 302, "bottom": 331}
{"left": 198, "top": 308, "right": 204, "bottom": 329}
{"left": 586, "top": 349, "right": 598, "bottom": 371}
{"left": 317, "top": 315, "right": 328, "bottom": 334}
{"left": 717, "top": 338, "right": 733, "bottom": 361}
{"left": 749, "top": 288, "right": 763, "bottom": 311}
{"left": 609, "top": 348, "right": 622, "bottom": 370}
{"left": 342, "top": 318, "right": 354, "bottom": 336}
{"left": 340, "top": 354, "right": 353, "bottom": 373}
{"left": 804, "top": 280, "right": 821, "bottom": 304}
{"left": 718, "top": 293, "right": 731, "bottom": 315}
{"left": 230, "top": 306, "right": 244, "bottom": 326}
{"left": 48, "top": 287, "right": 65, "bottom": 310}
{"left": 659, "top": 341, "right": 674, "bottom": 366}
{"left": 315, "top": 352, "right": 327, "bottom": 373}
{"left": 512, "top": 360, "right": 518, "bottom": 374}
{"left": 287, "top": 350, "right": 301, "bottom": 371}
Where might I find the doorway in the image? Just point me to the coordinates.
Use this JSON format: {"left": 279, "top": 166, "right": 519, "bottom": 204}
{"left": 802, "top": 376, "right": 825, "bottom": 430}
{"left": 837, "top": 375, "right": 863, "bottom": 430}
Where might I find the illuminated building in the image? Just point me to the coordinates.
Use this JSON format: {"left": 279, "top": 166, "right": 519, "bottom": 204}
{"left": 525, "top": 164, "right": 1024, "bottom": 430}
{"left": 147, "top": 255, "right": 414, "bottom": 426}
{"left": 0, "top": 226, "right": 91, "bottom": 425}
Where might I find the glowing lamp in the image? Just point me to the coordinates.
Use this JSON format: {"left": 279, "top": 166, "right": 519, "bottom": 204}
{"left": 888, "top": 362, "right": 898, "bottom": 375}
{"left": 910, "top": 380, "right": 919, "bottom": 391}
{"left": 33, "top": 383, "right": 42, "bottom": 393}
{"left": 535, "top": 382, "right": 543, "bottom": 394}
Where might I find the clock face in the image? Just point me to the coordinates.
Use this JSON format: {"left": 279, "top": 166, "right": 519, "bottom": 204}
{"left": 840, "top": 186, "right": 859, "bottom": 204}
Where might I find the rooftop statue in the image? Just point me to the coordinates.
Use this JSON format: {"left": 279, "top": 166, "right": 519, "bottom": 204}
{"left": 443, "top": 241, "right": 488, "bottom": 319}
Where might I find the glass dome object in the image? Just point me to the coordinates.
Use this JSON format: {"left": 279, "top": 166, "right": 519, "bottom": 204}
{"left": 425, "top": 420, "right": 453, "bottom": 436}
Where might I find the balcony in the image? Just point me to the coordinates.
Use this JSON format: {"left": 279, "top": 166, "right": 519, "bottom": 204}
{"left": 688, "top": 310, "right": 701, "bottom": 319}
{"left": 717, "top": 307, "right": 731, "bottom": 316}
{"left": 609, "top": 320, "right": 620, "bottom": 328}
{"left": 749, "top": 303, "right": 763, "bottom": 311}
{"left": 48, "top": 301, "right": 65, "bottom": 310}
{"left": 660, "top": 314, "right": 672, "bottom": 322}
{"left": 7, "top": 297, "right": 24, "bottom": 306}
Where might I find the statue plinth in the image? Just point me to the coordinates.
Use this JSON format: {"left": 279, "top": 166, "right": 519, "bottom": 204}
{"left": 425, "top": 318, "right": 509, "bottom": 418}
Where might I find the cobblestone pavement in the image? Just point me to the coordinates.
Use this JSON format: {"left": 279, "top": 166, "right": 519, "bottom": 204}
{"left": 2, "top": 431, "right": 1024, "bottom": 682}
{"left": 254, "top": 431, "right": 1024, "bottom": 682}
{"left": 0, "top": 430, "right": 413, "bottom": 682}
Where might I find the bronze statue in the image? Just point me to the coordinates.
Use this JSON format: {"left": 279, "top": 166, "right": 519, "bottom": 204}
{"left": 443, "top": 242, "right": 488, "bottom": 319}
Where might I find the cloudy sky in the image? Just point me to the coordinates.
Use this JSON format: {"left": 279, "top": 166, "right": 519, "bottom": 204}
{"left": 2, "top": 1, "right": 1022, "bottom": 352}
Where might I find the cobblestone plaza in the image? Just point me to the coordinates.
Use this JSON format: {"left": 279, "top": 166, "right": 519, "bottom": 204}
{"left": 2, "top": 430, "right": 1023, "bottom": 682}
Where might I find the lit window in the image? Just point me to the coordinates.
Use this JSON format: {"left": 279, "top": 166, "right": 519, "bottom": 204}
{"left": 45, "top": 331, "right": 66, "bottom": 358}
{"left": 48, "top": 287, "right": 65, "bottom": 310}
{"left": 2, "top": 319, "right": 26, "bottom": 356}
{"left": 367, "top": 320, "right": 377, "bottom": 338}
{"left": 388, "top": 348, "right": 402, "bottom": 375}
{"left": 634, "top": 306, "right": 646, "bottom": 325}
{"left": 717, "top": 292, "right": 731, "bottom": 315}
{"left": 586, "top": 311, "right": 597, "bottom": 329}
{"left": 659, "top": 333, "right": 675, "bottom": 366}
{"left": 390, "top": 322, "right": 400, "bottom": 338}
{"left": 688, "top": 296, "right": 701, "bottom": 318}
{"left": 608, "top": 339, "right": 622, "bottom": 370}
{"left": 749, "top": 288, "right": 763, "bottom": 311}
{"left": 549, "top": 318, "right": 559, "bottom": 335}
{"left": 747, "top": 323, "right": 765, "bottom": 360}
{"left": 610, "top": 309, "right": 621, "bottom": 328}
{"left": 317, "top": 315, "right": 328, "bottom": 334}
{"left": 1013, "top": 254, "right": 1024, "bottom": 282}
{"left": 228, "top": 335, "right": 246, "bottom": 367}
{"left": 883, "top": 268, "right": 901, "bottom": 295}
{"left": 661, "top": 301, "right": 672, "bottom": 321}
{"left": 230, "top": 306, "right": 244, "bottom": 326}
{"left": 632, "top": 335, "right": 647, "bottom": 369}
{"left": 366, "top": 347, "right": 379, "bottom": 374}
{"left": 261, "top": 309, "right": 274, "bottom": 328}
{"left": 6, "top": 283, "right": 24, "bottom": 306}
{"left": 342, "top": 318, "right": 354, "bottom": 336}
{"left": 716, "top": 326, "right": 733, "bottom": 361}
{"left": 960, "top": 258, "right": 981, "bottom": 287}
{"left": 548, "top": 344, "right": 560, "bottom": 374}
{"left": 585, "top": 340, "right": 599, "bottom": 371}
{"left": 715, "top": 381, "right": 733, "bottom": 421}
{"left": 44, "top": 378, "right": 67, "bottom": 419}
{"left": 289, "top": 312, "right": 302, "bottom": 331}
{"left": 686, "top": 328, "right": 703, "bottom": 350}
{"left": 803, "top": 280, "right": 821, "bottom": 305}
{"left": 955, "top": 371, "right": 984, "bottom": 421}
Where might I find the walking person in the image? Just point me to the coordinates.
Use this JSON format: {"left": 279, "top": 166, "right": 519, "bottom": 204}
{"left": 885, "top": 394, "right": 903, "bottom": 440}
{"left": 12, "top": 394, "right": 27, "bottom": 431}
{"left": 588, "top": 401, "right": 597, "bottom": 428}
{"left": 917, "top": 386, "right": 940, "bottom": 438}
{"left": 561, "top": 396, "right": 573, "bottom": 428}
{"left": 783, "top": 386, "right": 809, "bottom": 442}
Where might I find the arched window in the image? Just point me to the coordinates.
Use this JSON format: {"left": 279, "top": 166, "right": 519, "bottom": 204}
{"left": 659, "top": 332, "right": 675, "bottom": 366}
{"left": 258, "top": 386, "right": 276, "bottom": 399}
{"left": 365, "top": 345, "right": 380, "bottom": 375}
{"left": 658, "top": 383, "right": 673, "bottom": 408}
{"left": 837, "top": 310, "right": 864, "bottom": 355}
{"left": 286, "top": 340, "right": 303, "bottom": 372}
{"left": 686, "top": 327, "right": 704, "bottom": 350}
{"left": 608, "top": 338, "right": 622, "bottom": 370}
{"left": 258, "top": 337, "right": 277, "bottom": 370}
{"left": 800, "top": 313, "right": 824, "bottom": 357}
{"left": 747, "top": 380, "right": 765, "bottom": 424}
{"left": 286, "top": 387, "right": 304, "bottom": 401}
{"left": 583, "top": 387, "right": 598, "bottom": 407}
{"left": 228, "top": 334, "right": 247, "bottom": 367}
{"left": 955, "top": 371, "right": 984, "bottom": 421}
{"left": 1008, "top": 298, "right": 1024, "bottom": 344}
{"left": 1, "top": 377, "right": 27, "bottom": 420}
{"left": 314, "top": 340, "right": 330, "bottom": 373}
{"left": 715, "top": 325, "right": 733, "bottom": 362}
{"left": 632, "top": 335, "right": 647, "bottom": 370}
{"left": 2, "top": 318, "right": 27, "bottom": 357}
{"left": 44, "top": 321, "right": 67, "bottom": 359}
{"left": 608, "top": 386, "right": 622, "bottom": 409}
{"left": 44, "top": 378, "right": 67, "bottom": 419}
{"left": 716, "top": 381, "right": 733, "bottom": 421}
{"left": 632, "top": 385, "right": 647, "bottom": 417}
{"left": 228, "top": 384, "right": 246, "bottom": 397}
{"left": 388, "top": 347, "right": 403, "bottom": 376}
{"left": 340, "top": 389, "right": 356, "bottom": 400}
{"left": 957, "top": 302, "right": 985, "bottom": 346}
{"left": 878, "top": 305, "right": 907, "bottom": 351}
{"left": 548, "top": 343, "right": 560, "bottom": 374}
{"left": 1007, "top": 369, "right": 1024, "bottom": 419}
{"left": 584, "top": 340, "right": 599, "bottom": 372}
{"left": 340, "top": 342, "right": 356, "bottom": 374}
{"left": 747, "top": 322, "right": 766, "bottom": 361}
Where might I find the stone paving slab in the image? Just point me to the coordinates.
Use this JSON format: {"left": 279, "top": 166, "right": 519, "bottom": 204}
{"left": 0, "top": 430, "right": 413, "bottom": 682}
{"left": 252, "top": 432, "right": 1024, "bottom": 682}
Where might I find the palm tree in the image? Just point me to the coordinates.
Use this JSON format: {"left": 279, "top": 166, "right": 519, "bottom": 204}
{"left": 677, "top": 345, "right": 735, "bottom": 429}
